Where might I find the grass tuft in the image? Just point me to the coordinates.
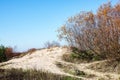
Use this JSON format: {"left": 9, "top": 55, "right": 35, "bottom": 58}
{"left": 0, "top": 68, "right": 82, "bottom": 80}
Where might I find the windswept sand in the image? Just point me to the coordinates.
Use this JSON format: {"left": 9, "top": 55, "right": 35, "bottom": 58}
{"left": 0, "top": 47, "right": 68, "bottom": 74}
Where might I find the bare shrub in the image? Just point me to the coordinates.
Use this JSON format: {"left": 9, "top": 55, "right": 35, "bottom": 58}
{"left": 44, "top": 41, "right": 60, "bottom": 48}
{"left": 58, "top": 2, "right": 120, "bottom": 60}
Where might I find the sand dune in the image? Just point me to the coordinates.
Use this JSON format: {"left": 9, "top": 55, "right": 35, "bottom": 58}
{"left": 0, "top": 47, "right": 120, "bottom": 80}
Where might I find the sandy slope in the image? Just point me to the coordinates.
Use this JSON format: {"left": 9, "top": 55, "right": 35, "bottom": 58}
{"left": 0, "top": 47, "right": 68, "bottom": 74}
{"left": 0, "top": 47, "right": 120, "bottom": 80}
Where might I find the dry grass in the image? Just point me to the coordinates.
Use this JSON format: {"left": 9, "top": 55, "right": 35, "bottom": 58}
{"left": 88, "top": 60, "right": 120, "bottom": 74}
{"left": 0, "top": 68, "right": 82, "bottom": 80}
{"left": 56, "top": 62, "right": 95, "bottom": 78}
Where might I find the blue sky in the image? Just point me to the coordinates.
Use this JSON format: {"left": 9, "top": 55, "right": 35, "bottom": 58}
{"left": 0, "top": 0, "right": 118, "bottom": 51}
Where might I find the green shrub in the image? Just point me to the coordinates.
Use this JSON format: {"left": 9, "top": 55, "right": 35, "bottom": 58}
{"left": 0, "top": 45, "right": 7, "bottom": 62}
{"left": 63, "top": 47, "right": 104, "bottom": 63}
{"left": 72, "top": 47, "right": 105, "bottom": 61}
{"left": 71, "top": 47, "right": 92, "bottom": 59}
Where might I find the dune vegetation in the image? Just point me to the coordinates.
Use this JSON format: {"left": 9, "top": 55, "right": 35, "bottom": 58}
{"left": 1, "top": 1, "right": 120, "bottom": 80}
{"left": 0, "top": 68, "right": 81, "bottom": 80}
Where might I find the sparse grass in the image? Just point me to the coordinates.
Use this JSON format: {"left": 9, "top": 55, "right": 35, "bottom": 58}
{"left": 0, "top": 68, "right": 81, "bottom": 80}
{"left": 105, "top": 75, "right": 112, "bottom": 80}
{"left": 98, "top": 77, "right": 106, "bottom": 80}
{"left": 56, "top": 62, "right": 95, "bottom": 78}
{"left": 62, "top": 54, "right": 74, "bottom": 63}
{"left": 0, "top": 63, "right": 12, "bottom": 67}
{"left": 88, "top": 60, "right": 120, "bottom": 74}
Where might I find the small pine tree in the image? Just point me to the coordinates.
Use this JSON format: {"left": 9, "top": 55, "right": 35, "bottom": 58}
{"left": 0, "top": 45, "right": 7, "bottom": 62}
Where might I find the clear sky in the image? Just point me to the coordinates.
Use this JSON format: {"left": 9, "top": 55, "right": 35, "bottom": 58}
{"left": 0, "top": 0, "right": 118, "bottom": 52}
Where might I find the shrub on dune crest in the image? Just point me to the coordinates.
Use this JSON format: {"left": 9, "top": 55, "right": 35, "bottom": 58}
{"left": 58, "top": 2, "right": 120, "bottom": 60}
{"left": 44, "top": 41, "right": 60, "bottom": 48}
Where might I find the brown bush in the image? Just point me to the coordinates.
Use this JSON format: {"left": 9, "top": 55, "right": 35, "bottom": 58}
{"left": 5, "top": 47, "right": 21, "bottom": 59}
{"left": 58, "top": 2, "right": 120, "bottom": 60}
{"left": 5, "top": 47, "right": 14, "bottom": 59}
